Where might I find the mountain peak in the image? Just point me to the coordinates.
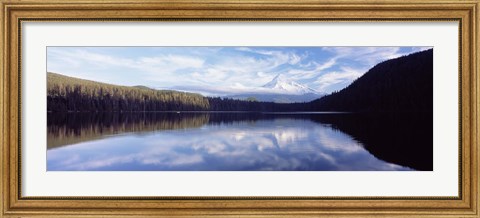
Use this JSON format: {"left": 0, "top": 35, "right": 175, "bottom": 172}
{"left": 271, "top": 74, "right": 287, "bottom": 82}
{"left": 262, "top": 74, "right": 319, "bottom": 95}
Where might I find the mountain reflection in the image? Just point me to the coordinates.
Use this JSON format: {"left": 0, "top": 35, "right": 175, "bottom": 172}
{"left": 47, "top": 112, "right": 431, "bottom": 171}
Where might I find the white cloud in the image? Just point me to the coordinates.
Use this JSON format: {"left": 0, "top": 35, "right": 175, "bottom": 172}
{"left": 410, "top": 46, "right": 433, "bottom": 53}
{"left": 288, "top": 53, "right": 302, "bottom": 65}
{"left": 186, "top": 48, "right": 302, "bottom": 87}
{"left": 315, "top": 58, "right": 337, "bottom": 71}
{"left": 235, "top": 47, "right": 306, "bottom": 66}
{"left": 48, "top": 48, "right": 205, "bottom": 81}
{"left": 313, "top": 66, "right": 364, "bottom": 92}
{"left": 47, "top": 47, "right": 211, "bottom": 87}
{"left": 287, "top": 57, "right": 337, "bottom": 80}
{"left": 48, "top": 48, "right": 133, "bottom": 69}
{"left": 322, "top": 47, "right": 405, "bottom": 66}
{"left": 138, "top": 55, "right": 204, "bottom": 69}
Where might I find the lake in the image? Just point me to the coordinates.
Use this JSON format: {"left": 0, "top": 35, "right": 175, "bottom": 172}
{"left": 47, "top": 112, "right": 432, "bottom": 171}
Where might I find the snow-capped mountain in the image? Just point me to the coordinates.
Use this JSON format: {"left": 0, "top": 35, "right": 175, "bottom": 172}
{"left": 227, "top": 74, "right": 323, "bottom": 103}
{"left": 262, "top": 74, "right": 320, "bottom": 95}
{"left": 169, "top": 74, "right": 323, "bottom": 103}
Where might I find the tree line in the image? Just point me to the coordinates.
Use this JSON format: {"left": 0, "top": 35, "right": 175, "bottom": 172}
{"left": 48, "top": 72, "right": 210, "bottom": 112}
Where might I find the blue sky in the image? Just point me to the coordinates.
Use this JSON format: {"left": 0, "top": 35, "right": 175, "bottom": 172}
{"left": 47, "top": 46, "right": 431, "bottom": 95}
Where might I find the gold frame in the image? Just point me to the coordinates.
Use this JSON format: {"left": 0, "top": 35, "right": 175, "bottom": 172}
{"left": 1, "top": 0, "right": 478, "bottom": 217}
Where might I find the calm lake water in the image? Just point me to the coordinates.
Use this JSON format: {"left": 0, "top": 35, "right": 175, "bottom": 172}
{"left": 47, "top": 112, "right": 432, "bottom": 171}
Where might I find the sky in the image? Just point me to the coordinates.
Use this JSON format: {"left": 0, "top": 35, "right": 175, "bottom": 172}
{"left": 47, "top": 46, "right": 431, "bottom": 95}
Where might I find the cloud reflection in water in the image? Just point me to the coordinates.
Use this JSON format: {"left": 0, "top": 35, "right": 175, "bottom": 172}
{"left": 47, "top": 118, "right": 411, "bottom": 171}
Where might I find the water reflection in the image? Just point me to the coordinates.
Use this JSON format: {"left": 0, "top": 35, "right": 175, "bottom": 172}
{"left": 47, "top": 112, "right": 432, "bottom": 171}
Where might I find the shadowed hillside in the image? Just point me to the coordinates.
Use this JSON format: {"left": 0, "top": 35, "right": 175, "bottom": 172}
{"left": 310, "top": 49, "right": 433, "bottom": 112}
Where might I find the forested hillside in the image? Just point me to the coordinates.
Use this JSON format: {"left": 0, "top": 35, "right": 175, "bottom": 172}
{"left": 47, "top": 72, "right": 210, "bottom": 112}
{"left": 310, "top": 49, "right": 433, "bottom": 112}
